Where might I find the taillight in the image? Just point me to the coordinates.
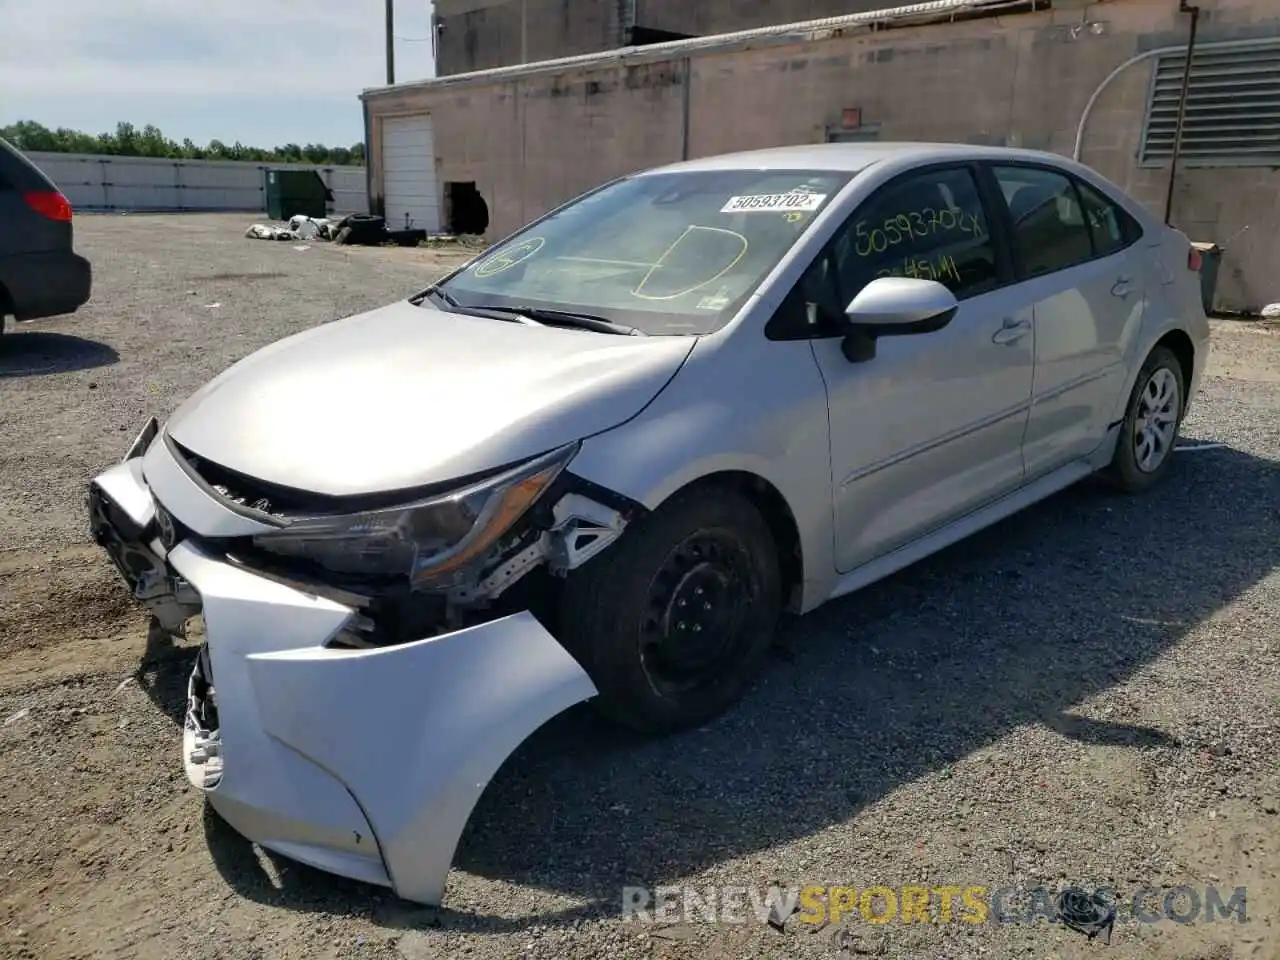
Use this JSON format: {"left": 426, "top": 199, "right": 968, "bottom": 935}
{"left": 23, "top": 190, "right": 73, "bottom": 222}
{"left": 1187, "top": 246, "right": 1203, "bottom": 272}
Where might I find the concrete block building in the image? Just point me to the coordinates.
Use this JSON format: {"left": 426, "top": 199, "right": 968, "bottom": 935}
{"left": 363, "top": 0, "right": 1280, "bottom": 311}
{"left": 431, "top": 0, "right": 919, "bottom": 75}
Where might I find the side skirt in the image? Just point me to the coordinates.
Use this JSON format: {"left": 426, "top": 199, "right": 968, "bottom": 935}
{"left": 826, "top": 458, "right": 1097, "bottom": 604}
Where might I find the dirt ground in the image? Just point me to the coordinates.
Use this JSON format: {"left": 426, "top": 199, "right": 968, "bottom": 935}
{"left": 0, "top": 214, "right": 1277, "bottom": 960}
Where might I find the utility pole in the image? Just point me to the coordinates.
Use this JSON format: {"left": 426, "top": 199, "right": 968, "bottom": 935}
{"left": 385, "top": 0, "right": 396, "bottom": 85}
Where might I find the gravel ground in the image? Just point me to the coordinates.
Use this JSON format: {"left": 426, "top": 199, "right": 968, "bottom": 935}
{"left": 1, "top": 213, "right": 1278, "bottom": 960}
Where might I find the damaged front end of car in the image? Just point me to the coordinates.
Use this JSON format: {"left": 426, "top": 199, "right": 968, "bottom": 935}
{"left": 87, "top": 417, "right": 639, "bottom": 905}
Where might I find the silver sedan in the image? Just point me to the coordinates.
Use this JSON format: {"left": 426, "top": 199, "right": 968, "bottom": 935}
{"left": 88, "top": 142, "right": 1209, "bottom": 905}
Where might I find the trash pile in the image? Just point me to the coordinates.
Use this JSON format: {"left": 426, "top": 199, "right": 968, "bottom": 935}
{"left": 245, "top": 214, "right": 492, "bottom": 251}
{"left": 244, "top": 214, "right": 394, "bottom": 246}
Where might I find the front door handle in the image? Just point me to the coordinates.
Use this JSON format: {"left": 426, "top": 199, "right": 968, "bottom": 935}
{"left": 1111, "top": 275, "right": 1133, "bottom": 298}
{"left": 992, "top": 317, "right": 1032, "bottom": 345}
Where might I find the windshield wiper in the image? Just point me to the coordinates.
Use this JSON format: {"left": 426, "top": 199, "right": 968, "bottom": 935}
{"left": 421, "top": 291, "right": 643, "bottom": 336}
{"left": 419, "top": 288, "right": 542, "bottom": 326}
{"left": 491, "top": 306, "right": 646, "bottom": 337}
{"left": 420, "top": 286, "right": 460, "bottom": 308}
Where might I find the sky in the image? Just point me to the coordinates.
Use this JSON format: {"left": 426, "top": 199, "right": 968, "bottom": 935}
{"left": 0, "top": 0, "right": 438, "bottom": 148}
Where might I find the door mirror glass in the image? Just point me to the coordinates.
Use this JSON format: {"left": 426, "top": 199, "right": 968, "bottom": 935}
{"left": 844, "top": 276, "right": 958, "bottom": 330}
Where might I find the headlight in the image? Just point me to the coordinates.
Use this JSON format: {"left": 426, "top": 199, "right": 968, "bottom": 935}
{"left": 252, "top": 443, "right": 577, "bottom": 586}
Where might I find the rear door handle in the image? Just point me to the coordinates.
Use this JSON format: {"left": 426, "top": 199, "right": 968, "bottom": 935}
{"left": 1111, "top": 275, "right": 1133, "bottom": 298}
{"left": 992, "top": 317, "right": 1032, "bottom": 345}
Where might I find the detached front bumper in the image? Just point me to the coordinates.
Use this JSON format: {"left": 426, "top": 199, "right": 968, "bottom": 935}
{"left": 88, "top": 424, "right": 598, "bottom": 905}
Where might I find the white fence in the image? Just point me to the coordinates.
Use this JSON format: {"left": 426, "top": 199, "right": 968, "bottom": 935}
{"left": 25, "top": 152, "right": 369, "bottom": 215}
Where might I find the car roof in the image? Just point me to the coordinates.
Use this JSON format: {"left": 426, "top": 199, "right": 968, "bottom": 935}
{"left": 640, "top": 141, "right": 1075, "bottom": 176}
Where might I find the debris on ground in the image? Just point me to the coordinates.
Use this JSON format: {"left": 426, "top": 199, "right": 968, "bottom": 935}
{"left": 245, "top": 214, "right": 346, "bottom": 243}
{"left": 425, "top": 233, "right": 490, "bottom": 250}
{"left": 245, "top": 214, "right": 490, "bottom": 251}
{"left": 244, "top": 222, "right": 295, "bottom": 241}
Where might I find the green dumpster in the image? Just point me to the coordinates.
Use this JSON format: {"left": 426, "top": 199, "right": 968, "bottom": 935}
{"left": 1191, "top": 241, "right": 1223, "bottom": 316}
{"left": 264, "top": 169, "right": 334, "bottom": 221}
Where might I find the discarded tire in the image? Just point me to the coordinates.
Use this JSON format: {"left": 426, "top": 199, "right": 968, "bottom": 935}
{"left": 333, "top": 214, "right": 387, "bottom": 246}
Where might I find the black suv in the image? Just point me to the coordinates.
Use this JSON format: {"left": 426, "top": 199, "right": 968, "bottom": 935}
{"left": 0, "top": 137, "right": 92, "bottom": 334}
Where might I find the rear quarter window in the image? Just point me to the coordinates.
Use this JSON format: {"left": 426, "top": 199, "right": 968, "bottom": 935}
{"left": 1076, "top": 179, "right": 1143, "bottom": 254}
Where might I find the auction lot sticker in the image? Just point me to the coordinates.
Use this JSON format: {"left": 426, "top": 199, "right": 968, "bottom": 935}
{"left": 721, "top": 192, "right": 828, "bottom": 214}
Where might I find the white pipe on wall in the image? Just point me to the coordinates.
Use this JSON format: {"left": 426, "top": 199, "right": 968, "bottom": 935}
{"left": 1072, "top": 36, "right": 1280, "bottom": 161}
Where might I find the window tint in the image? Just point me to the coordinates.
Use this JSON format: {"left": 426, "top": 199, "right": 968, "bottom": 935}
{"left": 830, "top": 166, "right": 999, "bottom": 301}
{"left": 993, "top": 166, "right": 1094, "bottom": 278}
{"left": 1076, "top": 179, "right": 1139, "bottom": 256}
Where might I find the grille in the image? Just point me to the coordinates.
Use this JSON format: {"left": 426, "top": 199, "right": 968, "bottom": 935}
{"left": 169, "top": 440, "right": 327, "bottom": 520}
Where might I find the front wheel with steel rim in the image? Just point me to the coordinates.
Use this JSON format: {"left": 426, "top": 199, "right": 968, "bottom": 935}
{"left": 558, "top": 486, "right": 782, "bottom": 735}
{"left": 1105, "top": 345, "right": 1186, "bottom": 492}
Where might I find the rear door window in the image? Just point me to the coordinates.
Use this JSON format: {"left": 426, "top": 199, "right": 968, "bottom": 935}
{"left": 992, "top": 165, "right": 1094, "bottom": 278}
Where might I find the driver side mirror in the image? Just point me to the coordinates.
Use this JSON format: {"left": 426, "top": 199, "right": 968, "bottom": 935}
{"left": 840, "top": 277, "right": 959, "bottom": 363}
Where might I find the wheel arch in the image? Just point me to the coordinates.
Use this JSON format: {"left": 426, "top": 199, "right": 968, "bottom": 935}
{"left": 1109, "top": 324, "right": 1199, "bottom": 427}
{"left": 1154, "top": 328, "right": 1195, "bottom": 405}
{"left": 637, "top": 469, "right": 806, "bottom": 613}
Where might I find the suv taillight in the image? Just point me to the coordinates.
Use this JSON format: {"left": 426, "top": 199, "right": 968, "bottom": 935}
{"left": 1187, "top": 246, "right": 1203, "bottom": 272}
{"left": 23, "top": 190, "right": 73, "bottom": 222}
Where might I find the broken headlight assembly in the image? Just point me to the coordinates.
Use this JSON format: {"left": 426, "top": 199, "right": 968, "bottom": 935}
{"left": 251, "top": 443, "right": 578, "bottom": 588}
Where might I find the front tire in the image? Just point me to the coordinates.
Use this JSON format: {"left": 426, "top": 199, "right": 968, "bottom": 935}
{"left": 557, "top": 485, "right": 782, "bottom": 735}
{"left": 1105, "top": 345, "right": 1186, "bottom": 492}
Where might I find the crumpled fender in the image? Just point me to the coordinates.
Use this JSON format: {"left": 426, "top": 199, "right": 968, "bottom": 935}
{"left": 246, "top": 612, "right": 598, "bottom": 905}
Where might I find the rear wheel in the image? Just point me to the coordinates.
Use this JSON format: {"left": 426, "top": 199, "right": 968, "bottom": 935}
{"left": 1105, "top": 345, "right": 1186, "bottom": 492}
{"left": 558, "top": 486, "right": 782, "bottom": 735}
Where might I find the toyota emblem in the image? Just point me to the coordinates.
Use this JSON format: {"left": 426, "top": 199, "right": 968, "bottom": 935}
{"left": 156, "top": 506, "right": 177, "bottom": 550}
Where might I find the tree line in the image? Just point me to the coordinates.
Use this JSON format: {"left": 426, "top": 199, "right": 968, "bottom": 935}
{"left": 1, "top": 120, "right": 366, "bottom": 166}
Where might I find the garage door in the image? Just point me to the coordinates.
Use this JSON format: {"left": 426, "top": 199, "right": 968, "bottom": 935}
{"left": 381, "top": 115, "right": 440, "bottom": 233}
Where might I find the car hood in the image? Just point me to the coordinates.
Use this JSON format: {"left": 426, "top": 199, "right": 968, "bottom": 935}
{"left": 165, "top": 299, "right": 695, "bottom": 497}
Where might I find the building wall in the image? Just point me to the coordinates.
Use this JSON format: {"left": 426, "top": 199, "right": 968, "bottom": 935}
{"left": 371, "top": 0, "right": 1280, "bottom": 310}
{"left": 435, "top": 0, "right": 616, "bottom": 76}
{"left": 434, "top": 0, "right": 914, "bottom": 75}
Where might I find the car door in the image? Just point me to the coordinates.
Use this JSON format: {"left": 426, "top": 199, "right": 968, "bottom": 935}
{"left": 986, "top": 164, "right": 1147, "bottom": 478}
{"left": 785, "top": 163, "right": 1035, "bottom": 574}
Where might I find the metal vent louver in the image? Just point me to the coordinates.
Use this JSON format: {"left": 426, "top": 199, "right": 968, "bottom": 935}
{"left": 1141, "top": 41, "right": 1280, "bottom": 167}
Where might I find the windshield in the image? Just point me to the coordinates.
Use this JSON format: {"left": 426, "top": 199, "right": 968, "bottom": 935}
{"left": 437, "top": 169, "right": 852, "bottom": 335}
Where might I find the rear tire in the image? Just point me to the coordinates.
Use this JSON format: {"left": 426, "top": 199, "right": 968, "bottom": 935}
{"left": 557, "top": 485, "right": 782, "bottom": 735}
{"left": 1105, "top": 345, "right": 1186, "bottom": 492}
